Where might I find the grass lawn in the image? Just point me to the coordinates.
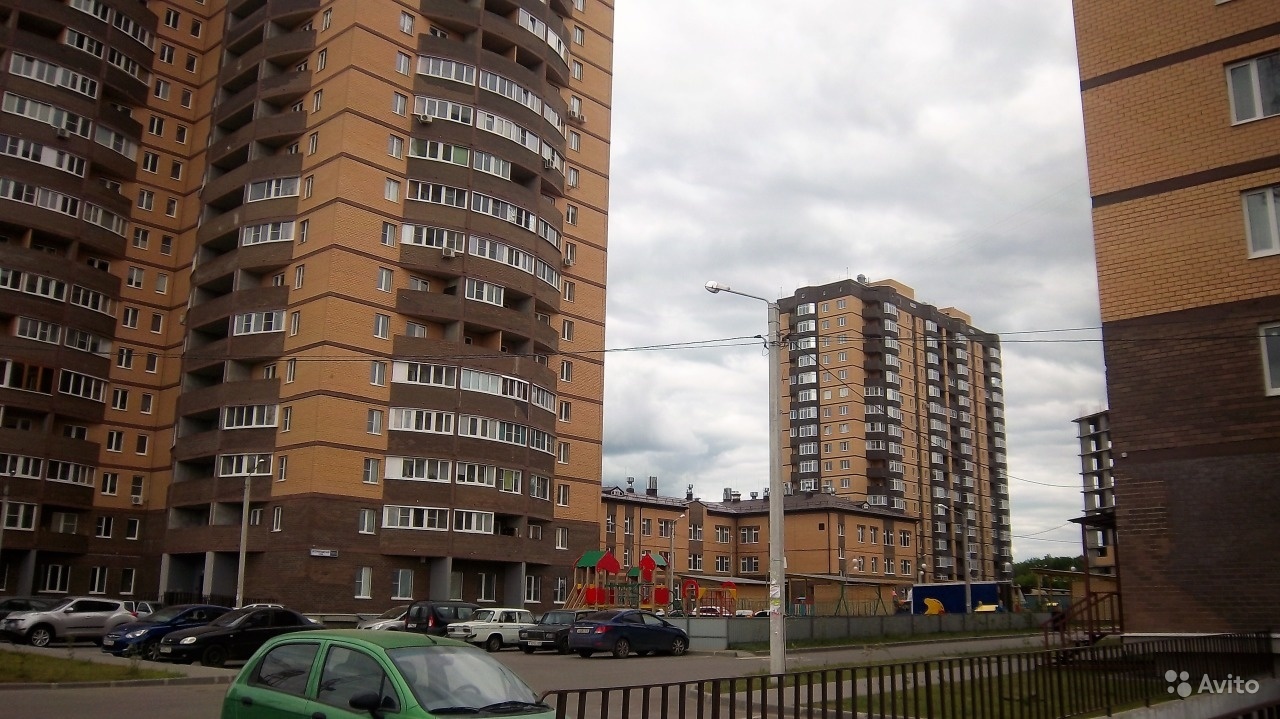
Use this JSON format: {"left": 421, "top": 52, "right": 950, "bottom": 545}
{"left": 0, "top": 649, "right": 183, "bottom": 683}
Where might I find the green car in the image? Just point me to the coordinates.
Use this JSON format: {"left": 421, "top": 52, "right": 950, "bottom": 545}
{"left": 221, "top": 629, "right": 553, "bottom": 718}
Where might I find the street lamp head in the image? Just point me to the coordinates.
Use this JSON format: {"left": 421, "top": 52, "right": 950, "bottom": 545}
{"left": 704, "top": 281, "right": 727, "bottom": 294}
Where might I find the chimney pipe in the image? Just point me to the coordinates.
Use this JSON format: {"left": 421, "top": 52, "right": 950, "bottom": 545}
{"left": 647, "top": 476, "right": 658, "bottom": 496}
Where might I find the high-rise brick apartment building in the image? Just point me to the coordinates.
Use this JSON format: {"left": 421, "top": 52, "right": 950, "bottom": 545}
{"left": 0, "top": 0, "right": 610, "bottom": 613}
{"left": 776, "top": 279, "right": 1012, "bottom": 587}
{"left": 1073, "top": 0, "right": 1280, "bottom": 632}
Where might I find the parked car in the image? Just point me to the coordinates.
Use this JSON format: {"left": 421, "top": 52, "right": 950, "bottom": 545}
{"left": 445, "top": 607, "right": 535, "bottom": 652}
{"left": 695, "top": 606, "right": 726, "bottom": 617}
{"left": 102, "top": 604, "right": 231, "bottom": 660}
{"left": 1, "top": 596, "right": 135, "bottom": 647}
{"left": 157, "top": 606, "right": 323, "bottom": 667}
{"left": 0, "top": 596, "right": 54, "bottom": 621}
{"left": 518, "top": 609, "right": 594, "bottom": 654}
{"left": 220, "top": 629, "right": 553, "bottom": 719}
{"left": 356, "top": 604, "right": 409, "bottom": 631}
{"left": 402, "top": 600, "right": 479, "bottom": 636}
{"left": 567, "top": 609, "right": 689, "bottom": 659}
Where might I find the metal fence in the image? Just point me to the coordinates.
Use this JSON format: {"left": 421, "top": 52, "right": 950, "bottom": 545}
{"left": 540, "top": 632, "right": 1275, "bottom": 719}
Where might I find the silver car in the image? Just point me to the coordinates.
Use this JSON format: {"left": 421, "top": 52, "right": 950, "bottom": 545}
{"left": 1, "top": 596, "right": 135, "bottom": 647}
{"left": 355, "top": 604, "right": 409, "bottom": 630}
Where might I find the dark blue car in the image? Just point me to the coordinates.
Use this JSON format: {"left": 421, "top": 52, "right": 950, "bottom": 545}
{"left": 102, "top": 603, "right": 231, "bottom": 660}
{"left": 566, "top": 609, "right": 689, "bottom": 659}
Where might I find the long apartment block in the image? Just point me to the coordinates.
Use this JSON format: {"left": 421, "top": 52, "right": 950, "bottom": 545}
{"left": 1073, "top": 0, "right": 1280, "bottom": 632}
{"left": 0, "top": 0, "right": 610, "bottom": 613}
{"left": 777, "top": 279, "right": 1012, "bottom": 585}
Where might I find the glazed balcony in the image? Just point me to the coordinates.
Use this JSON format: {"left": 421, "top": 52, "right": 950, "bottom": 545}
{"left": 191, "top": 241, "right": 295, "bottom": 288}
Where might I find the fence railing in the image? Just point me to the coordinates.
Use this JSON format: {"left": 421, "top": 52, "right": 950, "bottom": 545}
{"left": 540, "top": 631, "right": 1275, "bottom": 719}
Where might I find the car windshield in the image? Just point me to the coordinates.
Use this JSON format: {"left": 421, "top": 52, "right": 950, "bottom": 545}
{"left": 142, "top": 606, "right": 188, "bottom": 623}
{"left": 541, "top": 611, "right": 576, "bottom": 624}
{"left": 46, "top": 598, "right": 76, "bottom": 612}
{"left": 376, "top": 605, "right": 409, "bottom": 620}
{"left": 469, "top": 609, "right": 496, "bottom": 622}
{"left": 389, "top": 645, "right": 541, "bottom": 712}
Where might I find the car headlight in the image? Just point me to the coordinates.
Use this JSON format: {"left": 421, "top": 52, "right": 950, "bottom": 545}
{"left": 180, "top": 636, "right": 198, "bottom": 645}
{"left": 125, "top": 629, "right": 149, "bottom": 639}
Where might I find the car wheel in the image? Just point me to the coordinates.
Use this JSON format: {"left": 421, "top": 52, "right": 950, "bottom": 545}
{"left": 484, "top": 635, "right": 503, "bottom": 653}
{"left": 27, "top": 625, "right": 54, "bottom": 648}
{"left": 577, "top": 649, "right": 594, "bottom": 658}
{"left": 201, "top": 645, "right": 228, "bottom": 667}
{"left": 556, "top": 637, "right": 570, "bottom": 655}
{"left": 520, "top": 644, "right": 535, "bottom": 654}
{"left": 669, "top": 637, "right": 688, "bottom": 656}
{"left": 142, "top": 642, "right": 162, "bottom": 662}
{"left": 612, "top": 638, "right": 631, "bottom": 659}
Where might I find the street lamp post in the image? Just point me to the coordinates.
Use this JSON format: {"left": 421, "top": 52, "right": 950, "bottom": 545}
{"left": 667, "top": 513, "right": 684, "bottom": 608}
{"left": 705, "top": 281, "right": 786, "bottom": 677}
{"left": 235, "top": 473, "right": 251, "bottom": 608}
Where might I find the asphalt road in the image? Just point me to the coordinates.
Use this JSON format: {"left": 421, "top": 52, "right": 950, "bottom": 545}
{"left": 1, "top": 634, "right": 1043, "bottom": 718}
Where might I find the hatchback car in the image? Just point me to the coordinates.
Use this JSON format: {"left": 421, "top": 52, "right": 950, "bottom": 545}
{"left": 1, "top": 596, "right": 135, "bottom": 647}
{"left": 355, "top": 604, "right": 410, "bottom": 631}
{"left": 157, "top": 606, "right": 322, "bottom": 667}
{"left": 567, "top": 609, "right": 689, "bottom": 659}
{"left": 220, "top": 629, "right": 554, "bottom": 718}
{"left": 0, "top": 596, "right": 54, "bottom": 621}
{"left": 102, "top": 604, "right": 231, "bottom": 660}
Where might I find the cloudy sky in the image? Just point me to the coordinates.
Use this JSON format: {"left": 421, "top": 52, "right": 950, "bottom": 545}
{"left": 596, "top": 1, "right": 1108, "bottom": 562}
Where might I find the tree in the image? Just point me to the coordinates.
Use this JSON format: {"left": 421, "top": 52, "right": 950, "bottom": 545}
{"left": 1012, "top": 554, "right": 1084, "bottom": 592}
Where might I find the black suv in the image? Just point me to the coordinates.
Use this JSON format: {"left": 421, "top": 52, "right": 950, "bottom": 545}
{"left": 402, "top": 600, "right": 479, "bottom": 636}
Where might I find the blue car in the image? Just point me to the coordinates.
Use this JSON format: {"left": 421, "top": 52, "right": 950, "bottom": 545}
{"left": 566, "top": 609, "right": 689, "bottom": 659}
{"left": 102, "top": 603, "right": 231, "bottom": 660}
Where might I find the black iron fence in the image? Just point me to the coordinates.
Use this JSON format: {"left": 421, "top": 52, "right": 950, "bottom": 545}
{"left": 540, "top": 631, "right": 1275, "bottom": 719}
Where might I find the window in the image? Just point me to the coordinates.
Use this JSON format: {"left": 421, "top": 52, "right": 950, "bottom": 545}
{"left": 560, "top": 360, "right": 573, "bottom": 382}
{"left": 400, "top": 11, "right": 415, "bottom": 33}
{"left": 740, "top": 556, "right": 759, "bottom": 573}
{"left": 387, "top": 135, "right": 404, "bottom": 159}
{"left": 376, "top": 267, "right": 393, "bottom": 292}
{"left": 190, "top": 19, "right": 202, "bottom": 37}
{"left": 367, "top": 409, "right": 383, "bottom": 434}
{"left": 396, "top": 51, "right": 412, "bottom": 75}
{"left": 385, "top": 178, "right": 400, "bottom": 202}
{"left": 1262, "top": 323, "right": 1280, "bottom": 395}
{"left": 562, "top": 320, "right": 575, "bottom": 341}
{"left": 111, "top": 388, "right": 128, "bottom": 410}
{"left": 355, "top": 567, "right": 371, "bottom": 598}
{"left": 572, "top": 60, "right": 584, "bottom": 81}
{"left": 370, "top": 361, "right": 387, "bottom": 386}
{"left": 307, "top": 132, "right": 318, "bottom": 155}
{"left": 106, "top": 430, "right": 123, "bottom": 452}
{"left": 556, "top": 441, "right": 570, "bottom": 464}
{"left": 363, "top": 458, "right": 380, "bottom": 484}
{"left": 95, "top": 515, "right": 113, "bottom": 538}
{"left": 555, "top": 527, "right": 569, "bottom": 549}
{"left": 573, "top": 26, "right": 585, "bottom": 44}
{"left": 558, "top": 401, "right": 572, "bottom": 422}
{"left": 358, "top": 508, "right": 376, "bottom": 534}
{"left": 126, "top": 518, "right": 140, "bottom": 540}
{"left": 1228, "top": 52, "right": 1280, "bottom": 123}
{"left": 181, "top": 89, "right": 193, "bottom": 108}
{"left": 153, "top": 80, "right": 170, "bottom": 100}
{"left": 373, "top": 314, "right": 390, "bottom": 339}
{"left": 150, "top": 313, "right": 162, "bottom": 333}
{"left": 163, "top": 9, "right": 180, "bottom": 27}
{"left": 392, "top": 92, "right": 408, "bottom": 116}
{"left": 392, "top": 569, "right": 413, "bottom": 600}
{"left": 479, "top": 573, "right": 496, "bottom": 602}
{"left": 272, "top": 506, "right": 283, "bottom": 532}
{"left": 281, "top": 406, "right": 291, "bottom": 430}
{"left": 567, "top": 167, "right": 579, "bottom": 187}
{"left": 155, "top": 273, "right": 169, "bottom": 294}
{"left": 556, "top": 483, "right": 569, "bottom": 506}
{"left": 101, "top": 473, "right": 118, "bottom": 496}
{"left": 1244, "top": 186, "right": 1280, "bottom": 257}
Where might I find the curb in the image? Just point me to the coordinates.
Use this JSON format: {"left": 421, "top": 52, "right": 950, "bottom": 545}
{"left": 0, "top": 674, "right": 234, "bottom": 691}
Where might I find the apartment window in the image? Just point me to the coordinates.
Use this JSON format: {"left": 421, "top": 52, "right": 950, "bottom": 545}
{"left": 358, "top": 508, "right": 376, "bottom": 534}
{"left": 126, "top": 518, "right": 140, "bottom": 540}
{"left": 312, "top": 90, "right": 323, "bottom": 112}
{"left": 316, "top": 49, "right": 327, "bottom": 71}
{"left": 558, "top": 401, "right": 572, "bottom": 422}
{"left": 1244, "top": 186, "right": 1280, "bottom": 257}
{"left": 150, "top": 313, "right": 163, "bottom": 333}
{"left": 571, "top": 60, "right": 584, "bottom": 81}
{"left": 565, "top": 205, "right": 579, "bottom": 225}
{"left": 567, "top": 167, "right": 579, "bottom": 187}
{"left": 374, "top": 314, "right": 390, "bottom": 339}
{"left": 555, "top": 527, "right": 568, "bottom": 549}
{"left": 388, "top": 135, "right": 404, "bottom": 159}
{"left": 392, "top": 569, "right": 414, "bottom": 600}
{"left": 363, "top": 458, "right": 380, "bottom": 484}
{"left": 159, "top": 44, "right": 174, "bottom": 63}
{"left": 289, "top": 311, "right": 300, "bottom": 335}
{"left": 155, "top": 273, "right": 169, "bottom": 295}
{"left": 1228, "top": 52, "right": 1280, "bottom": 123}
{"left": 392, "top": 92, "right": 408, "bottom": 115}
{"left": 281, "top": 406, "right": 292, "bottom": 431}
{"left": 95, "top": 515, "right": 113, "bottom": 538}
{"left": 322, "top": 8, "right": 332, "bottom": 29}
{"left": 573, "top": 26, "right": 584, "bottom": 44}
{"left": 106, "top": 430, "right": 123, "bottom": 452}
{"left": 147, "top": 116, "right": 164, "bottom": 136}
{"left": 170, "top": 161, "right": 183, "bottom": 180}
{"left": 355, "top": 567, "right": 371, "bottom": 599}
{"left": 190, "top": 19, "right": 202, "bottom": 37}
{"left": 376, "top": 267, "right": 394, "bottom": 292}
{"left": 302, "top": 175, "right": 314, "bottom": 199}
{"left": 185, "top": 53, "right": 198, "bottom": 73}
{"left": 561, "top": 320, "right": 575, "bottom": 341}
{"left": 1262, "top": 323, "right": 1280, "bottom": 395}
{"left": 385, "top": 179, "right": 400, "bottom": 202}
{"left": 400, "top": 11, "right": 414, "bottom": 34}
{"left": 396, "top": 52, "right": 411, "bottom": 75}
{"left": 560, "top": 360, "right": 573, "bottom": 382}
{"left": 101, "top": 473, "right": 118, "bottom": 495}
{"left": 293, "top": 265, "right": 305, "bottom": 289}
{"left": 563, "top": 280, "right": 576, "bottom": 302}
{"left": 299, "top": 221, "right": 309, "bottom": 243}
{"left": 180, "top": 89, "right": 193, "bottom": 108}
{"left": 163, "top": 9, "right": 179, "bottom": 28}
{"left": 111, "top": 388, "right": 128, "bottom": 410}
{"left": 165, "top": 197, "right": 178, "bottom": 216}
{"left": 153, "top": 80, "right": 170, "bottom": 100}
{"left": 272, "top": 506, "right": 283, "bottom": 532}
{"left": 556, "top": 441, "right": 570, "bottom": 464}
{"left": 556, "top": 483, "right": 569, "bottom": 506}
{"left": 568, "top": 130, "right": 582, "bottom": 153}
{"left": 146, "top": 353, "right": 158, "bottom": 372}
{"left": 367, "top": 409, "right": 383, "bottom": 435}
{"left": 740, "top": 556, "right": 759, "bottom": 573}
{"left": 141, "top": 152, "right": 159, "bottom": 173}
{"left": 175, "top": 126, "right": 188, "bottom": 144}
{"left": 308, "top": 132, "right": 318, "bottom": 155}
{"left": 126, "top": 266, "right": 144, "bottom": 288}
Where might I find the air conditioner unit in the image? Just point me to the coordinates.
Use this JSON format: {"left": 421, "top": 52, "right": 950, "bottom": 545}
{"left": 561, "top": 256, "right": 575, "bottom": 267}
{"left": 542, "top": 158, "right": 555, "bottom": 170}
{"left": 130, "top": 495, "right": 143, "bottom": 506}
{"left": 56, "top": 128, "right": 70, "bottom": 139}
{"left": 568, "top": 111, "right": 585, "bottom": 123}
{"left": 442, "top": 246, "right": 457, "bottom": 258}
{"left": 416, "top": 113, "right": 433, "bottom": 124}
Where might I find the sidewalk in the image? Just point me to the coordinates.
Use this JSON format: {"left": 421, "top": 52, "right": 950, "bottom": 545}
{"left": 0, "top": 640, "right": 238, "bottom": 690}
